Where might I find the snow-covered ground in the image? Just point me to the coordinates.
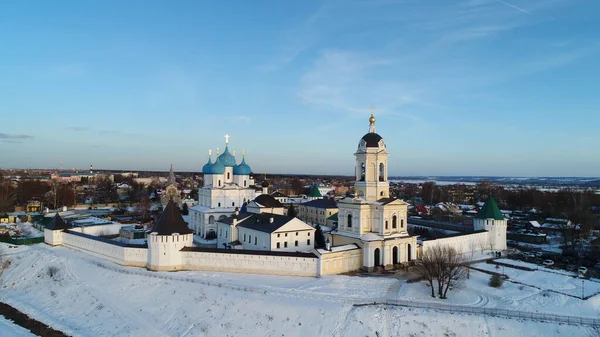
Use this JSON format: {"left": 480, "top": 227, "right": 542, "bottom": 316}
{"left": 0, "top": 316, "right": 36, "bottom": 337}
{"left": 0, "top": 243, "right": 598, "bottom": 336}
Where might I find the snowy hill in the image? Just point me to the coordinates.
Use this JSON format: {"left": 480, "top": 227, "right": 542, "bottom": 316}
{"left": 0, "top": 243, "right": 598, "bottom": 336}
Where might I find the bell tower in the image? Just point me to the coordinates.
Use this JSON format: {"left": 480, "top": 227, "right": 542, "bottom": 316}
{"left": 354, "top": 106, "right": 390, "bottom": 201}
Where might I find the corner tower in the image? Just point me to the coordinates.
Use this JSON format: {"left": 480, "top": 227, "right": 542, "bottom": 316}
{"left": 473, "top": 195, "right": 507, "bottom": 251}
{"left": 354, "top": 108, "right": 390, "bottom": 201}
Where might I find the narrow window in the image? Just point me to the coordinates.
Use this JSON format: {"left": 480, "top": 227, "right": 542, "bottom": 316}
{"left": 284, "top": 242, "right": 288, "bottom": 248}
{"left": 227, "top": 172, "right": 230, "bottom": 179}
{"left": 347, "top": 214, "right": 353, "bottom": 228}
{"left": 244, "top": 180, "right": 247, "bottom": 187}
{"left": 385, "top": 221, "right": 388, "bottom": 229}
{"left": 401, "top": 219, "right": 404, "bottom": 228}
{"left": 296, "top": 232, "right": 299, "bottom": 236}
{"left": 307, "top": 239, "right": 311, "bottom": 246}
{"left": 244, "top": 233, "right": 246, "bottom": 242}
{"left": 218, "top": 180, "right": 221, "bottom": 186}
{"left": 232, "top": 202, "right": 235, "bottom": 206}
{"left": 249, "top": 235, "right": 252, "bottom": 243}
{"left": 285, "top": 233, "right": 288, "bottom": 237}
{"left": 295, "top": 240, "right": 298, "bottom": 247}
{"left": 277, "top": 242, "right": 280, "bottom": 248}
{"left": 277, "top": 233, "right": 280, "bottom": 237}
{"left": 392, "top": 215, "right": 397, "bottom": 229}
{"left": 225, "top": 231, "right": 227, "bottom": 238}
{"left": 218, "top": 202, "right": 221, "bottom": 207}
{"left": 308, "top": 232, "right": 311, "bottom": 236}
{"left": 254, "top": 237, "right": 257, "bottom": 245}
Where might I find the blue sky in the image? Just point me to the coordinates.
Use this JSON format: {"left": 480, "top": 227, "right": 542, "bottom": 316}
{"left": 1, "top": 0, "right": 599, "bottom": 177}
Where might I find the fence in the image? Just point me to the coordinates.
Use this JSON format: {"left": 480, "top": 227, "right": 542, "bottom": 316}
{"left": 0, "top": 236, "right": 44, "bottom": 245}
{"left": 383, "top": 298, "right": 600, "bottom": 326}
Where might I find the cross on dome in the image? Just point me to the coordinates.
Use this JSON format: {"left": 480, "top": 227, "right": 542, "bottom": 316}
{"left": 369, "top": 105, "right": 376, "bottom": 133}
{"left": 225, "top": 134, "right": 230, "bottom": 145}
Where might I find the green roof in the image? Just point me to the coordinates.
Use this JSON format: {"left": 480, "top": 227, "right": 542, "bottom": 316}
{"left": 477, "top": 195, "right": 504, "bottom": 220}
{"left": 307, "top": 184, "right": 322, "bottom": 198}
{"left": 327, "top": 213, "right": 338, "bottom": 221}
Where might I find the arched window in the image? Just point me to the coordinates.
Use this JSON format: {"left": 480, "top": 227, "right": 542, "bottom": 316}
{"left": 244, "top": 180, "right": 247, "bottom": 187}
{"left": 208, "top": 215, "right": 215, "bottom": 224}
{"left": 360, "top": 163, "right": 366, "bottom": 181}
{"left": 385, "top": 220, "right": 388, "bottom": 229}
{"left": 347, "top": 214, "right": 353, "bottom": 228}
{"left": 379, "top": 163, "right": 385, "bottom": 182}
{"left": 227, "top": 172, "right": 230, "bottom": 179}
{"left": 392, "top": 215, "right": 397, "bottom": 228}
{"left": 401, "top": 219, "right": 404, "bottom": 228}
{"left": 218, "top": 180, "right": 221, "bottom": 186}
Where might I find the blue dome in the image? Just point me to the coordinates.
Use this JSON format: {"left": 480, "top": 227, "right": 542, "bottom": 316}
{"left": 210, "top": 158, "right": 225, "bottom": 174}
{"left": 202, "top": 158, "right": 213, "bottom": 174}
{"left": 233, "top": 158, "right": 252, "bottom": 175}
{"left": 218, "top": 146, "right": 237, "bottom": 167}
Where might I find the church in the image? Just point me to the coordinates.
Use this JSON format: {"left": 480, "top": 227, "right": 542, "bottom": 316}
{"left": 160, "top": 164, "right": 181, "bottom": 206}
{"left": 328, "top": 113, "right": 418, "bottom": 271}
{"left": 189, "top": 136, "right": 257, "bottom": 238}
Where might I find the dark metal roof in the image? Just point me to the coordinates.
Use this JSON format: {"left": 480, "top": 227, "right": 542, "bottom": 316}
{"left": 46, "top": 214, "right": 69, "bottom": 230}
{"left": 377, "top": 198, "right": 397, "bottom": 205}
{"left": 361, "top": 132, "right": 383, "bottom": 147}
{"left": 64, "top": 230, "right": 148, "bottom": 248}
{"left": 150, "top": 200, "right": 193, "bottom": 235}
{"left": 219, "top": 212, "right": 297, "bottom": 234}
{"left": 254, "top": 194, "right": 283, "bottom": 208}
{"left": 301, "top": 198, "right": 338, "bottom": 209}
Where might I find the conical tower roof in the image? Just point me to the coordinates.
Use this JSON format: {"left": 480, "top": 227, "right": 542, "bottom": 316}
{"left": 307, "top": 184, "right": 322, "bottom": 198}
{"left": 47, "top": 213, "right": 69, "bottom": 230}
{"left": 477, "top": 195, "right": 504, "bottom": 220}
{"left": 151, "top": 200, "right": 193, "bottom": 235}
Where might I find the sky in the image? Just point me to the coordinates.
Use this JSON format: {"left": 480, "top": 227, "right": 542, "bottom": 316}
{"left": 1, "top": 0, "right": 599, "bottom": 177}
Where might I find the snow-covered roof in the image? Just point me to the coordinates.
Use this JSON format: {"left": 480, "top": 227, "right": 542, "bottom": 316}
{"left": 316, "top": 244, "right": 360, "bottom": 255}
{"left": 529, "top": 221, "right": 541, "bottom": 228}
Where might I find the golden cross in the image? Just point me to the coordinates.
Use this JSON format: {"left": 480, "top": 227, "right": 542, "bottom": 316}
{"left": 370, "top": 105, "right": 375, "bottom": 114}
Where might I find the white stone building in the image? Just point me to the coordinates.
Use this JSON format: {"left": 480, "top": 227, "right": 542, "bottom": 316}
{"left": 216, "top": 208, "right": 315, "bottom": 252}
{"left": 330, "top": 113, "right": 419, "bottom": 271}
{"left": 189, "top": 136, "right": 256, "bottom": 238}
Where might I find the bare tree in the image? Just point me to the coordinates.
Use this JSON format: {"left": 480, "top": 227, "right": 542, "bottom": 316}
{"left": 437, "top": 246, "right": 467, "bottom": 299}
{"left": 478, "top": 239, "right": 486, "bottom": 254}
{"left": 414, "top": 245, "right": 467, "bottom": 299}
{"left": 413, "top": 246, "right": 440, "bottom": 297}
{"left": 0, "top": 176, "right": 16, "bottom": 213}
{"left": 467, "top": 240, "right": 478, "bottom": 279}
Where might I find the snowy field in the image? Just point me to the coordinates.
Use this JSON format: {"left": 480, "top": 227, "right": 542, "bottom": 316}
{"left": 0, "top": 316, "right": 36, "bottom": 337}
{"left": 0, "top": 243, "right": 599, "bottom": 337}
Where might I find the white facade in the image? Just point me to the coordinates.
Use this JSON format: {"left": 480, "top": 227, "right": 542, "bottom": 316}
{"left": 216, "top": 212, "right": 316, "bottom": 252}
{"left": 474, "top": 217, "right": 507, "bottom": 251}
{"left": 332, "top": 113, "right": 418, "bottom": 271}
{"left": 193, "top": 138, "right": 256, "bottom": 238}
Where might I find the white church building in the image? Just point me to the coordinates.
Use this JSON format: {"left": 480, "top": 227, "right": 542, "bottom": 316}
{"left": 328, "top": 113, "right": 419, "bottom": 271}
{"left": 189, "top": 135, "right": 256, "bottom": 238}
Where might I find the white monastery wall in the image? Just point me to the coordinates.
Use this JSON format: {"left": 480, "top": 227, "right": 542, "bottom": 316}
{"left": 182, "top": 250, "right": 319, "bottom": 277}
{"left": 421, "top": 231, "right": 489, "bottom": 255}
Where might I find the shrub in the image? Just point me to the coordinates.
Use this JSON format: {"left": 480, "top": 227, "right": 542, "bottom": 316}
{"left": 47, "top": 266, "right": 60, "bottom": 279}
{"left": 489, "top": 273, "right": 504, "bottom": 288}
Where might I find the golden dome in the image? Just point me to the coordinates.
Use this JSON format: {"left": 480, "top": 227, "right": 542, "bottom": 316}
{"left": 369, "top": 114, "right": 376, "bottom": 125}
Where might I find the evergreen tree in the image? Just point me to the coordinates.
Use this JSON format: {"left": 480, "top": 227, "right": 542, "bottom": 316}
{"left": 314, "top": 224, "right": 326, "bottom": 248}
{"left": 181, "top": 203, "right": 189, "bottom": 215}
{"left": 287, "top": 205, "right": 296, "bottom": 217}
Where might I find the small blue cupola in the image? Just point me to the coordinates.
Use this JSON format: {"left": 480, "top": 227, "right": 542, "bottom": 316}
{"left": 202, "top": 157, "right": 213, "bottom": 174}
{"left": 233, "top": 157, "right": 252, "bottom": 175}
